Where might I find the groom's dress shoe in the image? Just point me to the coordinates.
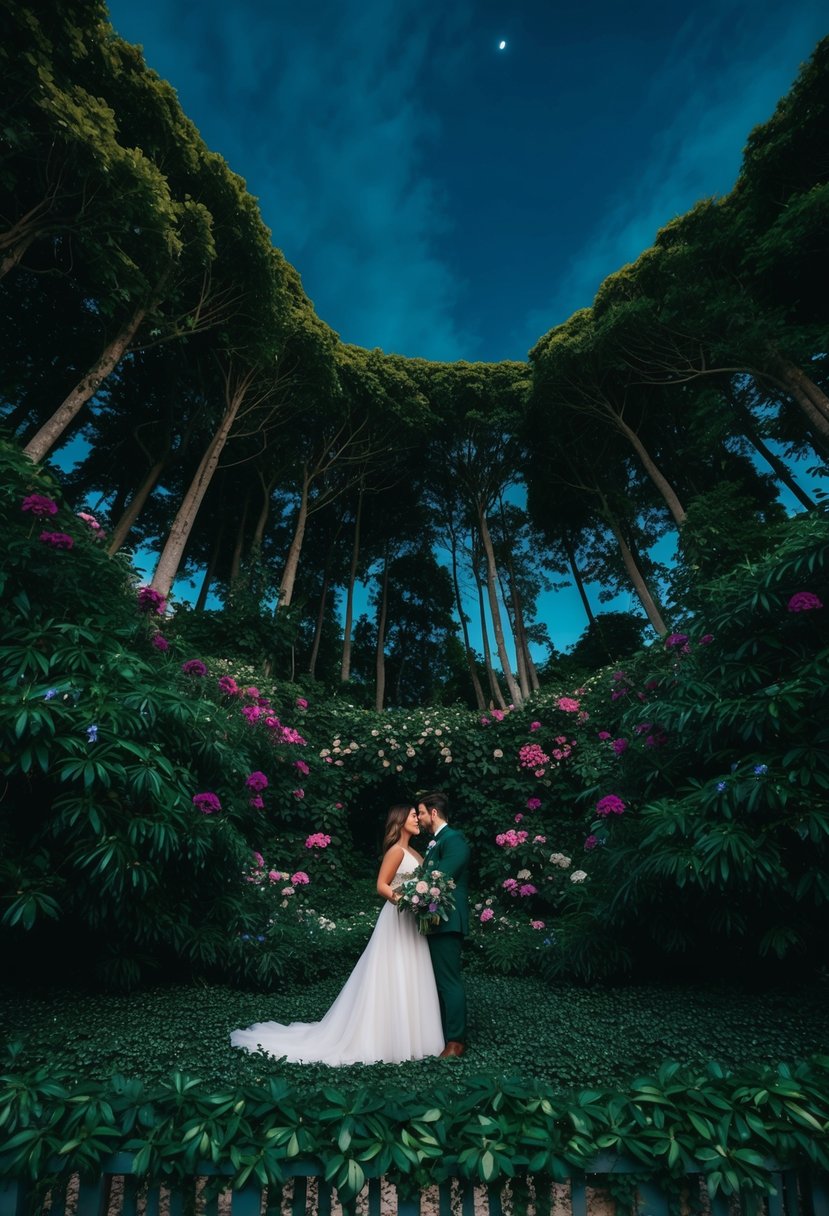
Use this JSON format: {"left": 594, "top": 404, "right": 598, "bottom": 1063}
{"left": 439, "top": 1041, "right": 465, "bottom": 1058}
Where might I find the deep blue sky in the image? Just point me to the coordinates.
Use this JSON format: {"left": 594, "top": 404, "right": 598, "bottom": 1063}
{"left": 104, "top": 0, "right": 826, "bottom": 655}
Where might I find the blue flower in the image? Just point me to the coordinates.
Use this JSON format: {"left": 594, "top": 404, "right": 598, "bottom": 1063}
{"left": 730, "top": 763, "right": 738, "bottom": 772}
{"left": 716, "top": 781, "right": 727, "bottom": 792}
{"left": 256, "top": 935, "right": 265, "bottom": 942}
{"left": 754, "top": 764, "right": 768, "bottom": 776}
{"left": 240, "top": 934, "right": 250, "bottom": 941}
{"left": 44, "top": 688, "right": 58, "bottom": 701}
{"left": 86, "top": 724, "right": 98, "bottom": 743}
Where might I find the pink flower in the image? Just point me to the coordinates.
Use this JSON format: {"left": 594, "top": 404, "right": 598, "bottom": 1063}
{"left": 612, "top": 738, "right": 628, "bottom": 755}
{"left": 597, "top": 731, "right": 611, "bottom": 741}
{"left": 699, "top": 633, "right": 714, "bottom": 645}
{"left": 295, "top": 696, "right": 309, "bottom": 709}
{"left": 249, "top": 795, "right": 264, "bottom": 809}
{"left": 39, "top": 530, "right": 74, "bottom": 550}
{"left": 519, "top": 883, "right": 537, "bottom": 897}
{"left": 480, "top": 908, "right": 495, "bottom": 922}
{"left": 292, "top": 788, "right": 305, "bottom": 800}
{"left": 496, "top": 830, "right": 528, "bottom": 848}
{"left": 612, "top": 671, "right": 626, "bottom": 682}
{"left": 492, "top": 708, "right": 505, "bottom": 721}
{"left": 77, "top": 511, "right": 103, "bottom": 533}
{"left": 294, "top": 759, "right": 310, "bottom": 775}
{"left": 218, "top": 675, "right": 240, "bottom": 695}
{"left": 268, "top": 870, "right": 280, "bottom": 883}
{"left": 246, "top": 771, "right": 269, "bottom": 791}
{"left": 244, "top": 686, "right": 260, "bottom": 699}
{"left": 22, "top": 493, "right": 58, "bottom": 517}
{"left": 530, "top": 920, "right": 545, "bottom": 930}
{"left": 305, "top": 833, "right": 331, "bottom": 849}
{"left": 291, "top": 871, "right": 310, "bottom": 886}
{"left": 252, "top": 851, "right": 264, "bottom": 868}
{"left": 502, "top": 878, "right": 518, "bottom": 891}
{"left": 514, "top": 813, "right": 524, "bottom": 823}
{"left": 584, "top": 834, "right": 599, "bottom": 850}
{"left": 533, "top": 835, "right": 547, "bottom": 843}
{"left": 526, "top": 797, "right": 542, "bottom": 810}
{"left": 151, "top": 634, "right": 169, "bottom": 651}
{"left": 137, "top": 586, "right": 166, "bottom": 615}
{"left": 519, "top": 743, "right": 550, "bottom": 770}
{"left": 480, "top": 717, "right": 490, "bottom": 726}
{"left": 192, "top": 792, "right": 221, "bottom": 814}
{"left": 557, "top": 696, "right": 580, "bottom": 713}
{"left": 787, "top": 591, "right": 823, "bottom": 613}
{"left": 529, "top": 720, "right": 541, "bottom": 732}
{"left": 181, "top": 659, "right": 207, "bottom": 677}
{"left": 596, "top": 794, "right": 626, "bottom": 817}
{"left": 241, "top": 706, "right": 262, "bottom": 724}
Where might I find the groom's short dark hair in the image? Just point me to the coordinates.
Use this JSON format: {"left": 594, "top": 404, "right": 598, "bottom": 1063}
{"left": 419, "top": 790, "right": 449, "bottom": 821}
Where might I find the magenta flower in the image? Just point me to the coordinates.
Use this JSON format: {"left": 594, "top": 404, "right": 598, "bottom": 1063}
{"left": 480, "top": 908, "right": 494, "bottom": 923}
{"left": 529, "top": 720, "right": 541, "bottom": 732}
{"left": 530, "top": 920, "right": 545, "bottom": 930}
{"left": 252, "top": 851, "right": 264, "bottom": 868}
{"left": 305, "top": 833, "right": 331, "bottom": 849}
{"left": 181, "top": 659, "right": 207, "bottom": 677}
{"left": 584, "top": 834, "right": 599, "bottom": 850}
{"left": 597, "top": 730, "right": 612, "bottom": 741}
{"left": 291, "top": 871, "right": 310, "bottom": 886}
{"left": 39, "top": 531, "right": 73, "bottom": 550}
{"left": 519, "top": 883, "right": 537, "bottom": 897}
{"left": 218, "top": 675, "right": 240, "bottom": 695}
{"left": 526, "top": 797, "right": 542, "bottom": 811}
{"left": 496, "top": 829, "right": 528, "bottom": 848}
{"left": 295, "top": 696, "right": 309, "bottom": 709}
{"left": 137, "top": 586, "right": 166, "bottom": 615}
{"left": 502, "top": 878, "right": 518, "bottom": 891}
{"left": 246, "top": 771, "right": 268, "bottom": 792}
{"left": 612, "top": 738, "right": 628, "bottom": 755}
{"left": 665, "top": 632, "right": 689, "bottom": 649}
{"left": 514, "top": 813, "right": 524, "bottom": 823}
{"left": 480, "top": 716, "right": 490, "bottom": 726}
{"left": 612, "top": 671, "right": 626, "bottom": 682}
{"left": 596, "top": 794, "right": 626, "bottom": 817}
{"left": 249, "top": 795, "right": 264, "bottom": 809}
{"left": 556, "top": 696, "right": 580, "bottom": 713}
{"left": 151, "top": 634, "right": 169, "bottom": 652}
{"left": 518, "top": 742, "right": 550, "bottom": 770}
{"left": 787, "top": 591, "right": 824, "bottom": 613}
{"left": 23, "top": 493, "right": 59, "bottom": 517}
{"left": 292, "top": 788, "right": 305, "bottom": 800}
{"left": 699, "top": 633, "right": 714, "bottom": 645}
{"left": 492, "top": 708, "right": 505, "bottom": 721}
{"left": 244, "top": 686, "right": 260, "bottom": 699}
{"left": 241, "top": 705, "right": 262, "bottom": 724}
{"left": 294, "top": 759, "right": 310, "bottom": 775}
{"left": 192, "top": 792, "right": 221, "bottom": 814}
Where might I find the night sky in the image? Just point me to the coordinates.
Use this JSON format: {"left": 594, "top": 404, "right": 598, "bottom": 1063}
{"left": 104, "top": 0, "right": 827, "bottom": 651}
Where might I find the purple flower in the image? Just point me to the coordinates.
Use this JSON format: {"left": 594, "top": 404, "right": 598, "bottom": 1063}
{"left": 39, "top": 531, "right": 73, "bottom": 550}
{"left": 241, "top": 705, "right": 262, "bottom": 724}
{"left": 296, "top": 696, "right": 309, "bottom": 709}
{"left": 596, "top": 794, "right": 626, "bottom": 817}
{"left": 787, "top": 592, "right": 823, "bottom": 613}
{"left": 181, "top": 659, "right": 207, "bottom": 677}
{"left": 699, "top": 634, "right": 714, "bottom": 645}
{"left": 218, "top": 675, "right": 240, "bottom": 695}
{"left": 248, "top": 795, "right": 264, "bottom": 809}
{"left": 86, "top": 723, "right": 98, "bottom": 744}
{"left": 526, "top": 797, "right": 542, "bottom": 811}
{"left": 519, "top": 883, "right": 537, "bottom": 897}
{"left": 584, "top": 834, "right": 599, "bottom": 850}
{"left": 611, "top": 738, "right": 628, "bottom": 755}
{"left": 137, "top": 586, "right": 166, "bottom": 616}
{"left": 151, "top": 634, "right": 169, "bottom": 652}
{"left": 665, "top": 632, "right": 689, "bottom": 649}
{"left": 529, "top": 720, "right": 541, "bottom": 732}
{"left": 246, "top": 771, "right": 269, "bottom": 792}
{"left": 716, "top": 781, "right": 727, "bottom": 792}
{"left": 44, "top": 688, "right": 58, "bottom": 701}
{"left": 192, "top": 792, "right": 221, "bottom": 814}
{"left": 22, "top": 493, "right": 59, "bottom": 517}
{"left": 754, "top": 764, "right": 768, "bottom": 776}
{"left": 597, "top": 730, "right": 612, "bottom": 741}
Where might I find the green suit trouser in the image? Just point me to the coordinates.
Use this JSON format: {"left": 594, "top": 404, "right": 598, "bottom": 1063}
{"left": 428, "top": 931, "right": 466, "bottom": 1043}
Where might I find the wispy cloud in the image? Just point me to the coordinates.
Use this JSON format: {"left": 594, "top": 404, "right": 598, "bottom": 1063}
{"left": 515, "top": 1, "right": 827, "bottom": 355}
{"left": 109, "top": 0, "right": 477, "bottom": 360}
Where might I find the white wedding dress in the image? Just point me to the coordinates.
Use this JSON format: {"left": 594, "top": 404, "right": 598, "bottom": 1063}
{"left": 229, "top": 849, "right": 444, "bottom": 1065}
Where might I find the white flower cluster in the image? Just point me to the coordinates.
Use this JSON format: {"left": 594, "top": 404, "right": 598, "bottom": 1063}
{"left": 548, "top": 853, "right": 572, "bottom": 868}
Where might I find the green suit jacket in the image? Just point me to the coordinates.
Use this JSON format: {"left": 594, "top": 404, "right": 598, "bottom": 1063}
{"left": 424, "top": 825, "right": 470, "bottom": 936}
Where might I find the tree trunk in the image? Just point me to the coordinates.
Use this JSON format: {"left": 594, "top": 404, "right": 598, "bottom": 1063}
{"left": 603, "top": 508, "right": 668, "bottom": 636}
{"left": 0, "top": 230, "right": 38, "bottom": 279}
{"left": 229, "top": 492, "right": 250, "bottom": 582}
{"left": 448, "top": 521, "right": 486, "bottom": 711}
{"left": 375, "top": 548, "right": 390, "bottom": 713}
{"left": 472, "top": 542, "right": 506, "bottom": 710}
{"left": 106, "top": 450, "right": 169, "bottom": 555}
{"left": 24, "top": 298, "right": 151, "bottom": 463}
{"left": 195, "top": 520, "right": 225, "bottom": 611}
{"left": 308, "top": 572, "right": 330, "bottom": 680}
{"left": 731, "top": 396, "right": 817, "bottom": 512}
{"left": 477, "top": 505, "right": 523, "bottom": 706}
{"left": 768, "top": 364, "right": 829, "bottom": 444}
{"left": 150, "top": 381, "right": 248, "bottom": 599}
{"left": 340, "top": 482, "right": 364, "bottom": 682}
{"left": 611, "top": 410, "right": 687, "bottom": 526}
{"left": 507, "top": 570, "right": 533, "bottom": 701}
{"left": 563, "top": 531, "right": 596, "bottom": 625}
{"left": 278, "top": 470, "right": 310, "bottom": 609}
{"left": 250, "top": 472, "right": 274, "bottom": 551}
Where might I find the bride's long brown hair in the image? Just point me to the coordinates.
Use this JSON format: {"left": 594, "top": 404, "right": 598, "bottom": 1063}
{"left": 382, "top": 804, "right": 414, "bottom": 855}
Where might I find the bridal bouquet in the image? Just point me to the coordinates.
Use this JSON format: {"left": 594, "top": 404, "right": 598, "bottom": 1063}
{"left": 396, "top": 865, "right": 457, "bottom": 935}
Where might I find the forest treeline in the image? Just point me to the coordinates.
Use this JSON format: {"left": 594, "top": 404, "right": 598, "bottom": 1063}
{"left": 2, "top": 3, "right": 827, "bottom": 708}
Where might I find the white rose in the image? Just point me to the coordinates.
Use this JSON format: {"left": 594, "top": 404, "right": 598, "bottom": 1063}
{"left": 570, "top": 870, "right": 587, "bottom": 883}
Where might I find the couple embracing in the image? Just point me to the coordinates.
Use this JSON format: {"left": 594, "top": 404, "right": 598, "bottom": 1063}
{"left": 230, "top": 791, "right": 470, "bottom": 1065}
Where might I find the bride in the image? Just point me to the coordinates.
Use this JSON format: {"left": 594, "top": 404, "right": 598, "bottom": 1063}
{"left": 229, "top": 804, "right": 444, "bottom": 1065}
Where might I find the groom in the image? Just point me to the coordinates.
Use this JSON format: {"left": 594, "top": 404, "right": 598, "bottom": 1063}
{"left": 416, "top": 791, "right": 470, "bottom": 1059}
